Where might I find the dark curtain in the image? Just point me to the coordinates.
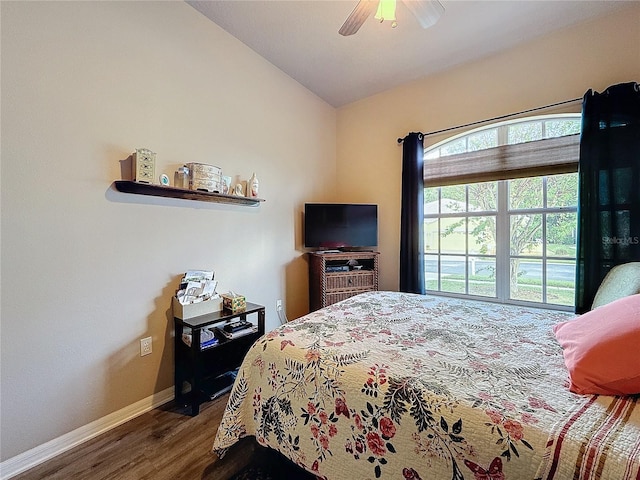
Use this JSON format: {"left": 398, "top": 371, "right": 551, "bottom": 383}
{"left": 399, "top": 132, "right": 426, "bottom": 294}
{"left": 575, "top": 82, "right": 640, "bottom": 313}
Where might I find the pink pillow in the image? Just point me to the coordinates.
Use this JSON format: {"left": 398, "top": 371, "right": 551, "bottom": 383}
{"left": 553, "top": 294, "right": 640, "bottom": 396}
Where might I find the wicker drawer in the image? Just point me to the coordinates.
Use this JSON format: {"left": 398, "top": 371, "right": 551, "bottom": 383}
{"left": 326, "top": 272, "right": 375, "bottom": 291}
{"left": 326, "top": 290, "right": 373, "bottom": 305}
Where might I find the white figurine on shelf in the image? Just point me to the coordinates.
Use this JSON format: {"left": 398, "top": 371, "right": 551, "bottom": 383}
{"left": 234, "top": 184, "right": 245, "bottom": 196}
{"left": 248, "top": 173, "right": 259, "bottom": 198}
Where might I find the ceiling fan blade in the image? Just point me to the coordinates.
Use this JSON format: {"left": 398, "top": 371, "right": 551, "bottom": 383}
{"left": 339, "top": 0, "right": 378, "bottom": 36}
{"left": 402, "top": 0, "right": 444, "bottom": 29}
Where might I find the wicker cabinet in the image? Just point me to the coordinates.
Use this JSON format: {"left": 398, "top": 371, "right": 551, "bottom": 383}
{"left": 309, "top": 251, "right": 379, "bottom": 311}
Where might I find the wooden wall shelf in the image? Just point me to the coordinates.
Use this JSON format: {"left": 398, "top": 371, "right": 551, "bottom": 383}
{"left": 114, "top": 180, "right": 265, "bottom": 206}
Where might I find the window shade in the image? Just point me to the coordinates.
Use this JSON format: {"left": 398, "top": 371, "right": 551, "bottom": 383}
{"left": 425, "top": 133, "right": 579, "bottom": 187}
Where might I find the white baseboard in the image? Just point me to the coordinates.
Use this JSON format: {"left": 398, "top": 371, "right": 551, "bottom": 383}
{"left": 0, "top": 387, "right": 174, "bottom": 480}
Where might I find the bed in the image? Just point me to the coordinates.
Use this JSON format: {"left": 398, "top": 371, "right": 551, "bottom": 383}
{"left": 212, "top": 291, "right": 640, "bottom": 480}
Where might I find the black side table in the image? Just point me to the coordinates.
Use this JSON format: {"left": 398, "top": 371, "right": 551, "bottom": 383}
{"left": 174, "top": 302, "right": 265, "bottom": 416}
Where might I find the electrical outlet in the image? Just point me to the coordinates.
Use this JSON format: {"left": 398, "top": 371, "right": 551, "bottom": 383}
{"left": 276, "top": 299, "right": 282, "bottom": 312}
{"left": 140, "top": 337, "right": 152, "bottom": 356}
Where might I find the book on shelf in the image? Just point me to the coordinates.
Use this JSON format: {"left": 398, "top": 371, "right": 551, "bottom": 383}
{"left": 201, "top": 335, "right": 219, "bottom": 349}
{"left": 181, "top": 327, "right": 219, "bottom": 349}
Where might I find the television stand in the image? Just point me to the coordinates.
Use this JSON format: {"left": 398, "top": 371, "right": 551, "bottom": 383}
{"left": 308, "top": 251, "right": 379, "bottom": 311}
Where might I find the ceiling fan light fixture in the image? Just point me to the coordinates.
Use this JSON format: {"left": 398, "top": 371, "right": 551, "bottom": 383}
{"left": 339, "top": 0, "right": 377, "bottom": 36}
{"left": 339, "top": 0, "right": 442, "bottom": 36}
{"left": 403, "top": 0, "right": 444, "bottom": 29}
{"left": 374, "top": 0, "right": 397, "bottom": 23}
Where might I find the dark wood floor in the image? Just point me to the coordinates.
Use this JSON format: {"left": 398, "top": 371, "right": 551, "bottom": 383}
{"left": 12, "top": 394, "right": 262, "bottom": 480}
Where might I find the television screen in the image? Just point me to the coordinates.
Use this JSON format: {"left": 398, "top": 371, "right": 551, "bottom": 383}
{"left": 304, "top": 203, "right": 378, "bottom": 249}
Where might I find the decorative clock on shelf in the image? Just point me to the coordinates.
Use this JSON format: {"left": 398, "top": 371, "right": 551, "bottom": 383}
{"left": 132, "top": 148, "right": 156, "bottom": 184}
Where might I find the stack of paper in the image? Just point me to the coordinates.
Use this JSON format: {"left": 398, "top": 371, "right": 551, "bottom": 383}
{"left": 175, "top": 270, "right": 218, "bottom": 306}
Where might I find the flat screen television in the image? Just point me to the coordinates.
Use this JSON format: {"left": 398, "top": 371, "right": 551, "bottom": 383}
{"left": 304, "top": 203, "right": 378, "bottom": 250}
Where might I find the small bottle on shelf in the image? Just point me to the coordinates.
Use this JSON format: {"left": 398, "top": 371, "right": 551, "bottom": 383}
{"left": 174, "top": 166, "right": 189, "bottom": 189}
{"left": 248, "top": 172, "right": 259, "bottom": 198}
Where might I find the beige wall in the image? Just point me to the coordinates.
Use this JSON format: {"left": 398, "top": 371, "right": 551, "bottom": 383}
{"left": 1, "top": 1, "right": 335, "bottom": 462}
{"left": 1, "top": 0, "right": 639, "bottom": 469}
{"left": 336, "top": 5, "right": 640, "bottom": 291}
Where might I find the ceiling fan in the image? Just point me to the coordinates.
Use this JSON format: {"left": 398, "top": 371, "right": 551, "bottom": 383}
{"left": 339, "top": 0, "right": 444, "bottom": 36}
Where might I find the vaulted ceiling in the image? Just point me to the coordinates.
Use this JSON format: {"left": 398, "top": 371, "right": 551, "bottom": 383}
{"left": 188, "top": 1, "right": 634, "bottom": 108}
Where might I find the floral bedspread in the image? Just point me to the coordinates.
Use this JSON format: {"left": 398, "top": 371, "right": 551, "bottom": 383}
{"left": 212, "top": 291, "right": 610, "bottom": 479}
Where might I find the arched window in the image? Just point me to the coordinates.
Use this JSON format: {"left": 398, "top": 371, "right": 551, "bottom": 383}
{"left": 424, "top": 114, "right": 580, "bottom": 309}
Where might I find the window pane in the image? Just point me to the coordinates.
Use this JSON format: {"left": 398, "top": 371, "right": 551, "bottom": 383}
{"left": 547, "top": 173, "right": 578, "bottom": 208}
{"left": 425, "top": 187, "right": 439, "bottom": 213}
{"left": 508, "top": 121, "right": 542, "bottom": 144}
{"left": 440, "top": 256, "right": 465, "bottom": 294}
{"left": 546, "top": 213, "right": 577, "bottom": 258}
{"left": 441, "top": 217, "right": 466, "bottom": 254}
{"left": 425, "top": 149, "right": 440, "bottom": 160}
{"left": 441, "top": 185, "right": 466, "bottom": 212}
{"left": 468, "top": 129, "right": 498, "bottom": 151}
{"left": 510, "top": 258, "right": 542, "bottom": 302}
{"left": 468, "top": 182, "right": 497, "bottom": 211}
{"left": 546, "top": 261, "right": 575, "bottom": 306}
{"left": 440, "top": 138, "right": 466, "bottom": 157}
{"left": 425, "top": 254, "right": 439, "bottom": 290}
{"left": 425, "top": 187, "right": 439, "bottom": 204}
{"left": 545, "top": 119, "right": 580, "bottom": 138}
{"left": 469, "top": 257, "right": 496, "bottom": 297}
{"left": 509, "top": 177, "right": 543, "bottom": 210}
{"left": 510, "top": 214, "right": 543, "bottom": 257}
{"left": 425, "top": 218, "right": 439, "bottom": 253}
{"left": 468, "top": 216, "right": 496, "bottom": 255}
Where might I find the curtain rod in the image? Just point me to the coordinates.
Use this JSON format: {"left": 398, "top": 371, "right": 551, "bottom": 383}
{"left": 397, "top": 97, "right": 582, "bottom": 143}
